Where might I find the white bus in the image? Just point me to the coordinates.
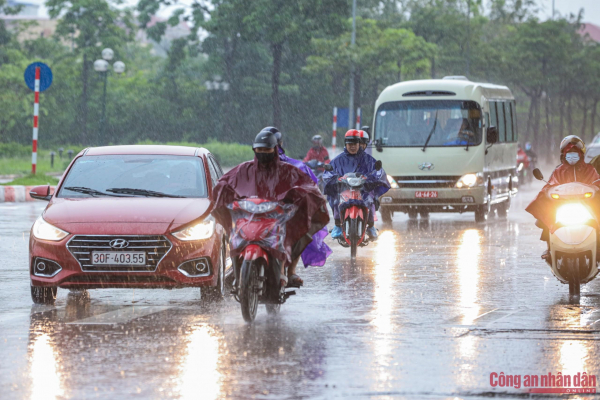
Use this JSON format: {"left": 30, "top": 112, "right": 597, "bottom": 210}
{"left": 371, "top": 77, "right": 518, "bottom": 223}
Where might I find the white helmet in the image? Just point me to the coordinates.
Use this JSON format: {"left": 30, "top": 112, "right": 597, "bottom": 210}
{"left": 560, "top": 135, "right": 586, "bottom": 154}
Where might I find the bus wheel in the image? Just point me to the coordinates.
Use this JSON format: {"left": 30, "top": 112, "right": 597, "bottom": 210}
{"left": 497, "top": 197, "right": 511, "bottom": 218}
{"left": 475, "top": 205, "right": 488, "bottom": 223}
{"left": 380, "top": 207, "right": 393, "bottom": 224}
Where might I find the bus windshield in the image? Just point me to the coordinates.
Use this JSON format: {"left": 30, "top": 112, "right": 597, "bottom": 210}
{"left": 374, "top": 100, "right": 483, "bottom": 148}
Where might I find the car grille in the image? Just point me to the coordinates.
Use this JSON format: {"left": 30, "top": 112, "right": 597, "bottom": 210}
{"left": 67, "top": 235, "right": 172, "bottom": 272}
{"left": 393, "top": 175, "right": 461, "bottom": 188}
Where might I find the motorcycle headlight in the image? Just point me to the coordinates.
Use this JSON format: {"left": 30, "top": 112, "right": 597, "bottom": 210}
{"left": 32, "top": 217, "right": 69, "bottom": 241}
{"left": 172, "top": 216, "right": 216, "bottom": 241}
{"left": 347, "top": 178, "right": 363, "bottom": 187}
{"left": 387, "top": 175, "right": 399, "bottom": 189}
{"left": 456, "top": 173, "right": 483, "bottom": 188}
{"left": 237, "top": 200, "right": 278, "bottom": 214}
{"left": 556, "top": 203, "right": 593, "bottom": 226}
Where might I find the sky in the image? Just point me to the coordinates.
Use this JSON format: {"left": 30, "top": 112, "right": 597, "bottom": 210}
{"left": 23, "top": 0, "right": 600, "bottom": 28}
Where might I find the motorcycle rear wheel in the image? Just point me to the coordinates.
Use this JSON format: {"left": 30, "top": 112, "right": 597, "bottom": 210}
{"left": 240, "top": 259, "right": 260, "bottom": 322}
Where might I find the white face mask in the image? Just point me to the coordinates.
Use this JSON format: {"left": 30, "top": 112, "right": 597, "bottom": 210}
{"left": 565, "top": 152, "right": 580, "bottom": 165}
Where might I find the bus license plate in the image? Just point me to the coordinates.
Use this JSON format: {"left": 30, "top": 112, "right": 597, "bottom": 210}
{"left": 92, "top": 252, "right": 146, "bottom": 265}
{"left": 415, "top": 191, "right": 438, "bottom": 198}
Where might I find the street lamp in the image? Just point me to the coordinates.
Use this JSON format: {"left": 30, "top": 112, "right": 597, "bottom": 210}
{"left": 94, "top": 48, "right": 125, "bottom": 145}
{"left": 204, "top": 76, "right": 230, "bottom": 137}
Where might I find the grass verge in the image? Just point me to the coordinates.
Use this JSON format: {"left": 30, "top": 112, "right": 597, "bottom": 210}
{"left": 1, "top": 174, "right": 59, "bottom": 186}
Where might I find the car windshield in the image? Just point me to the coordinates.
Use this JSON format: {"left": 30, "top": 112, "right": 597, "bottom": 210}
{"left": 374, "top": 100, "right": 483, "bottom": 147}
{"left": 58, "top": 155, "right": 207, "bottom": 198}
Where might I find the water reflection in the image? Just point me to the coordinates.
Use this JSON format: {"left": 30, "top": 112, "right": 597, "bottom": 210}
{"left": 177, "top": 325, "right": 223, "bottom": 400}
{"left": 372, "top": 230, "right": 400, "bottom": 390}
{"left": 29, "top": 332, "right": 64, "bottom": 400}
{"left": 457, "top": 229, "right": 482, "bottom": 325}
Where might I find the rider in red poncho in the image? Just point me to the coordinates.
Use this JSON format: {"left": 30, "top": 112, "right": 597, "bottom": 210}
{"left": 526, "top": 135, "right": 600, "bottom": 261}
{"left": 211, "top": 129, "right": 330, "bottom": 287}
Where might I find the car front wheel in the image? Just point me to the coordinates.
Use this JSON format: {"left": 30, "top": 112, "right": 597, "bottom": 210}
{"left": 31, "top": 285, "right": 57, "bottom": 305}
{"left": 201, "top": 240, "right": 226, "bottom": 302}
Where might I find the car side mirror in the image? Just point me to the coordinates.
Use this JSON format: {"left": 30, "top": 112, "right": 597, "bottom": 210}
{"left": 323, "top": 164, "right": 333, "bottom": 172}
{"left": 487, "top": 126, "right": 499, "bottom": 144}
{"left": 361, "top": 126, "right": 371, "bottom": 135}
{"left": 375, "top": 160, "right": 382, "bottom": 171}
{"left": 533, "top": 168, "right": 544, "bottom": 181}
{"left": 30, "top": 185, "right": 53, "bottom": 201}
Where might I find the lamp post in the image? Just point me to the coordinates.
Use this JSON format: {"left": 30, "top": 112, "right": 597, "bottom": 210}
{"left": 94, "top": 48, "right": 125, "bottom": 145}
{"left": 204, "top": 76, "right": 230, "bottom": 138}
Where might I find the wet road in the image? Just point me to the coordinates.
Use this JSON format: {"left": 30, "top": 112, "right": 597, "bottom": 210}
{"left": 2, "top": 185, "right": 600, "bottom": 399}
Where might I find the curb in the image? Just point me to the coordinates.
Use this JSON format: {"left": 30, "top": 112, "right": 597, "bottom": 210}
{"left": 0, "top": 186, "right": 56, "bottom": 202}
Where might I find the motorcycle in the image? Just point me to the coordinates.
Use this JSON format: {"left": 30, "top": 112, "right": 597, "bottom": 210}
{"left": 533, "top": 168, "right": 600, "bottom": 299}
{"left": 325, "top": 161, "right": 383, "bottom": 259}
{"left": 305, "top": 159, "right": 326, "bottom": 193}
{"left": 227, "top": 198, "right": 300, "bottom": 322}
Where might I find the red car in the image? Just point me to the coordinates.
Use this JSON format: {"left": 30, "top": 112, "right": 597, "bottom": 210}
{"left": 28, "top": 145, "right": 231, "bottom": 304}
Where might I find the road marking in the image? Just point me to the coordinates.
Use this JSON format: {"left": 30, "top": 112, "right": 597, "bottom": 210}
{"left": 66, "top": 306, "right": 172, "bottom": 325}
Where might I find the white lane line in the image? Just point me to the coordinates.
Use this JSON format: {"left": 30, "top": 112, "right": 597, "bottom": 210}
{"left": 66, "top": 306, "right": 172, "bottom": 325}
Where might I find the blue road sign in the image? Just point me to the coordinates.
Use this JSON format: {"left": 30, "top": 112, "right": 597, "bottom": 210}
{"left": 24, "top": 62, "right": 53, "bottom": 92}
{"left": 337, "top": 107, "right": 349, "bottom": 128}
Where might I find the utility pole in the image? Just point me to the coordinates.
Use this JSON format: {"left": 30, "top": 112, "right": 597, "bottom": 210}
{"left": 348, "top": 0, "right": 357, "bottom": 132}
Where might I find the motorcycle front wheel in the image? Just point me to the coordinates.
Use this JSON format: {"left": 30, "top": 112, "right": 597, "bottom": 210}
{"left": 350, "top": 218, "right": 358, "bottom": 259}
{"left": 567, "top": 257, "right": 581, "bottom": 299}
{"left": 240, "top": 259, "right": 260, "bottom": 322}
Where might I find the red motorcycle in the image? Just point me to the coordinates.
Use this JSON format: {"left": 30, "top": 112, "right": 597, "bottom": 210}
{"left": 227, "top": 198, "right": 299, "bottom": 322}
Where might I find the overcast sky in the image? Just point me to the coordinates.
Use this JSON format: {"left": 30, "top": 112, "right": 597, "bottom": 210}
{"left": 26, "top": 0, "right": 600, "bottom": 30}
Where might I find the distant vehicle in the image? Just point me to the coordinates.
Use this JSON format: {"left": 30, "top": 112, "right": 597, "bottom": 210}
{"left": 584, "top": 133, "right": 600, "bottom": 163}
{"left": 305, "top": 159, "right": 326, "bottom": 192}
{"left": 29, "top": 145, "right": 230, "bottom": 305}
{"left": 372, "top": 77, "right": 518, "bottom": 223}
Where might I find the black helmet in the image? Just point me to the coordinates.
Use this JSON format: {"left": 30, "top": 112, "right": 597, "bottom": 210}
{"left": 253, "top": 129, "right": 279, "bottom": 149}
{"left": 262, "top": 126, "right": 282, "bottom": 146}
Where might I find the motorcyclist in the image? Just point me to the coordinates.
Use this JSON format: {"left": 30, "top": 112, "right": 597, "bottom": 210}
{"left": 517, "top": 143, "right": 529, "bottom": 170}
{"left": 263, "top": 126, "right": 332, "bottom": 285}
{"left": 211, "top": 129, "right": 330, "bottom": 288}
{"left": 526, "top": 135, "right": 600, "bottom": 261}
{"left": 324, "top": 129, "right": 391, "bottom": 241}
{"left": 359, "top": 130, "right": 369, "bottom": 151}
{"left": 304, "top": 135, "right": 330, "bottom": 164}
{"left": 525, "top": 142, "right": 537, "bottom": 170}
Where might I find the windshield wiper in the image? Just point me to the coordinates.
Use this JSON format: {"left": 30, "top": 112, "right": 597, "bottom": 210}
{"left": 63, "top": 186, "right": 124, "bottom": 197}
{"left": 421, "top": 110, "right": 438, "bottom": 152}
{"left": 106, "top": 188, "right": 185, "bottom": 198}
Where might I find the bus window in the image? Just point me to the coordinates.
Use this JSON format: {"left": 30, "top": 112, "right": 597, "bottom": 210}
{"left": 497, "top": 102, "right": 506, "bottom": 142}
{"left": 506, "top": 102, "right": 514, "bottom": 142}
{"left": 490, "top": 101, "right": 498, "bottom": 133}
{"left": 511, "top": 101, "right": 518, "bottom": 142}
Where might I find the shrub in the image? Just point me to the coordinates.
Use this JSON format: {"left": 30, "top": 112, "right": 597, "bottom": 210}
{"left": 136, "top": 139, "right": 254, "bottom": 167}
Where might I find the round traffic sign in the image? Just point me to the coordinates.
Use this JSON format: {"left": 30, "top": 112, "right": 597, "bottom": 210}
{"left": 24, "top": 62, "right": 53, "bottom": 92}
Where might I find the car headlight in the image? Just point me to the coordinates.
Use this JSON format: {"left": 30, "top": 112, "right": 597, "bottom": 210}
{"left": 172, "top": 216, "right": 216, "bottom": 241}
{"left": 387, "top": 175, "right": 399, "bottom": 189}
{"left": 556, "top": 203, "right": 593, "bottom": 225}
{"left": 32, "top": 217, "right": 69, "bottom": 241}
{"left": 456, "top": 173, "right": 483, "bottom": 188}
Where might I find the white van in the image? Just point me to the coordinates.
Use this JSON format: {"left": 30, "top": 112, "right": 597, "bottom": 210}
{"left": 371, "top": 77, "right": 518, "bottom": 222}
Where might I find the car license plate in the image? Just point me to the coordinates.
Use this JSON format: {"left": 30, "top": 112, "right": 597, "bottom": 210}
{"left": 415, "top": 191, "right": 438, "bottom": 198}
{"left": 92, "top": 252, "right": 146, "bottom": 265}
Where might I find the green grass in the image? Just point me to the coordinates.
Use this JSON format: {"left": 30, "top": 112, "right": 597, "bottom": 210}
{"left": 1, "top": 173, "right": 59, "bottom": 186}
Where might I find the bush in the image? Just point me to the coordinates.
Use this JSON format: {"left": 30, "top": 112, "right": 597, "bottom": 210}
{"left": 0, "top": 143, "right": 31, "bottom": 158}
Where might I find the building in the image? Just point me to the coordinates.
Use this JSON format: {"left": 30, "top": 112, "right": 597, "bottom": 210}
{"left": 579, "top": 22, "right": 600, "bottom": 43}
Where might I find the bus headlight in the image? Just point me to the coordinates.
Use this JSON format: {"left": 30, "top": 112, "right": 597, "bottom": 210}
{"left": 456, "top": 173, "right": 483, "bottom": 188}
{"left": 387, "top": 175, "right": 399, "bottom": 189}
{"left": 556, "top": 203, "right": 593, "bottom": 226}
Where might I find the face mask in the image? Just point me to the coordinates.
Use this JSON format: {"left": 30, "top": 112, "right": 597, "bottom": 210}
{"left": 255, "top": 152, "right": 276, "bottom": 164}
{"left": 565, "top": 152, "right": 580, "bottom": 165}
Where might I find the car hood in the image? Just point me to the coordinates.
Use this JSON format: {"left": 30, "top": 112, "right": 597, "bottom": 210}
{"left": 43, "top": 197, "right": 211, "bottom": 230}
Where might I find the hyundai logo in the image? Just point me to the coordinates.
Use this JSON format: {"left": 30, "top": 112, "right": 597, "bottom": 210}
{"left": 109, "top": 239, "right": 129, "bottom": 249}
{"left": 418, "top": 162, "right": 434, "bottom": 171}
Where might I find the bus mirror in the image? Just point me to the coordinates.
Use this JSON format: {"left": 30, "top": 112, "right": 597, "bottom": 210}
{"left": 487, "top": 126, "right": 499, "bottom": 144}
{"left": 375, "top": 139, "right": 383, "bottom": 153}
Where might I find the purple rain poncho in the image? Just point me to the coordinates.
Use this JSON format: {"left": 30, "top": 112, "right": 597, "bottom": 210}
{"left": 279, "top": 148, "right": 332, "bottom": 267}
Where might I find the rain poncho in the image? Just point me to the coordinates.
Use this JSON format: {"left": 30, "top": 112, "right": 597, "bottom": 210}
{"left": 526, "top": 147, "right": 600, "bottom": 232}
{"left": 323, "top": 148, "right": 390, "bottom": 219}
{"left": 278, "top": 148, "right": 332, "bottom": 266}
{"left": 212, "top": 154, "right": 330, "bottom": 264}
